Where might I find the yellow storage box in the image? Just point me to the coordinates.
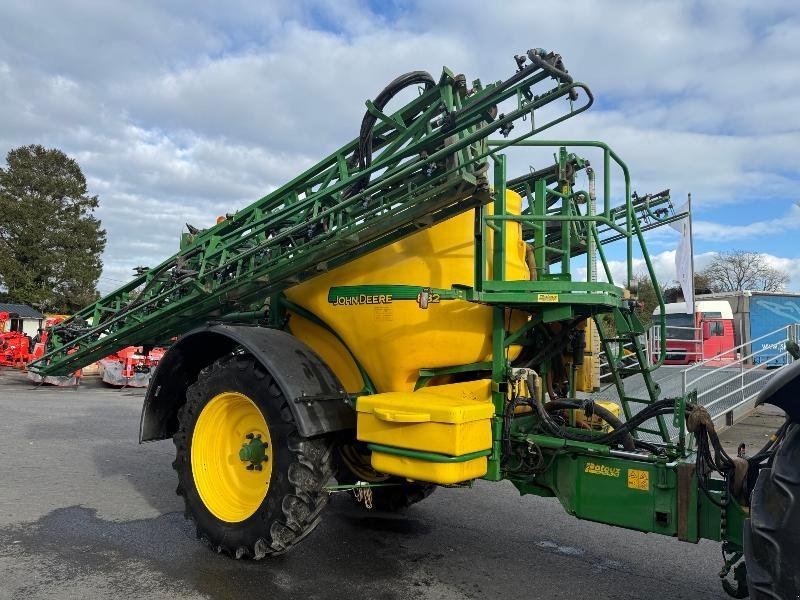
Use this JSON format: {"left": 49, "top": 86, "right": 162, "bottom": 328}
{"left": 356, "top": 380, "right": 494, "bottom": 484}
{"left": 356, "top": 380, "right": 494, "bottom": 455}
{"left": 371, "top": 452, "right": 488, "bottom": 486}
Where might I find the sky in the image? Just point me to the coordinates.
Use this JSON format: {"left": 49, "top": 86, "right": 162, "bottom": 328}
{"left": 0, "top": 0, "right": 798, "bottom": 294}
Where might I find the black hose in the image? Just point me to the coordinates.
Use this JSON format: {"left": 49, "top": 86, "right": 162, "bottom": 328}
{"left": 688, "top": 404, "right": 735, "bottom": 471}
{"left": 519, "top": 318, "right": 583, "bottom": 369}
{"left": 526, "top": 49, "right": 578, "bottom": 101}
{"left": 528, "top": 373, "right": 674, "bottom": 449}
{"left": 502, "top": 395, "right": 532, "bottom": 467}
{"left": 344, "top": 70, "right": 436, "bottom": 199}
{"left": 686, "top": 403, "right": 740, "bottom": 507}
{"left": 544, "top": 399, "right": 636, "bottom": 451}
{"left": 632, "top": 439, "right": 664, "bottom": 453}
{"left": 755, "top": 420, "right": 788, "bottom": 457}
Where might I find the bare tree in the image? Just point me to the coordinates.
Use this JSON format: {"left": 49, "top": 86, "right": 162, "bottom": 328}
{"left": 663, "top": 273, "right": 712, "bottom": 303}
{"left": 699, "top": 250, "right": 789, "bottom": 292}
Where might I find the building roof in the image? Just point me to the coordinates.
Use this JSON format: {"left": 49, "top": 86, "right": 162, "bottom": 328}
{"left": 0, "top": 303, "right": 45, "bottom": 319}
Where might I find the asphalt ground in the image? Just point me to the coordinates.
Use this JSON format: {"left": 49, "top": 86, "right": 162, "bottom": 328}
{"left": 719, "top": 403, "right": 786, "bottom": 457}
{"left": 0, "top": 367, "right": 737, "bottom": 600}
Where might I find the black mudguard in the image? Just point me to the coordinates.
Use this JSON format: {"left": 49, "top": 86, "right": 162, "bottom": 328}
{"left": 139, "top": 324, "right": 354, "bottom": 442}
{"left": 755, "top": 359, "right": 800, "bottom": 422}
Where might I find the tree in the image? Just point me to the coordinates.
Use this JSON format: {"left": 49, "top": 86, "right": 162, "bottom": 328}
{"left": 662, "top": 273, "right": 712, "bottom": 303}
{"left": 631, "top": 272, "right": 660, "bottom": 328}
{"left": 0, "top": 145, "right": 106, "bottom": 312}
{"left": 629, "top": 272, "right": 711, "bottom": 329}
{"left": 699, "top": 250, "right": 789, "bottom": 293}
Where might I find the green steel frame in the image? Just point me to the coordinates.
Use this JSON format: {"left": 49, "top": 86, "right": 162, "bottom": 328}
{"left": 472, "top": 148, "right": 671, "bottom": 473}
{"left": 361, "top": 144, "right": 744, "bottom": 583}
{"left": 328, "top": 142, "right": 745, "bottom": 581}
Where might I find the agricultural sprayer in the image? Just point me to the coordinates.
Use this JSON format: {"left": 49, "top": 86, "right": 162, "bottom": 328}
{"left": 30, "top": 48, "right": 799, "bottom": 598}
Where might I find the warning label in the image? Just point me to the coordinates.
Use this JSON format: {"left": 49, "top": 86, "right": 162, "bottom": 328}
{"left": 627, "top": 468, "right": 650, "bottom": 491}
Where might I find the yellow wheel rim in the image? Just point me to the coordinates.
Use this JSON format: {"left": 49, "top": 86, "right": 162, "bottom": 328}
{"left": 191, "top": 391, "right": 273, "bottom": 523}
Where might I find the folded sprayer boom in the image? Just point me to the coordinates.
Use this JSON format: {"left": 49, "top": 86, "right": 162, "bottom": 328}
{"left": 32, "top": 50, "right": 591, "bottom": 376}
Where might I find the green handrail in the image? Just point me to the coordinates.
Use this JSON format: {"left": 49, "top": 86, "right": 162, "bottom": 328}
{"left": 486, "top": 139, "right": 667, "bottom": 371}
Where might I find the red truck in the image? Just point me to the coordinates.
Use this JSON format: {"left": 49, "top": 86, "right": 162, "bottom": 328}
{"left": 653, "top": 300, "right": 735, "bottom": 365}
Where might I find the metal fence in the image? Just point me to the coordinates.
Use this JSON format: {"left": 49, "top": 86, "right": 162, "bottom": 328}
{"left": 596, "top": 323, "right": 798, "bottom": 438}
{"left": 679, "top": 324, "right": 798, "bottom": 425}
{"left": 598, "top": 334, "right": 651, "bottom": 384}
{"left": 599, "top": 323, "right": 712, "bottom": 383}
{"left": 648, "top": 325, "right": 708, "bottom": 364}
{"left": 598, "top": 340, "right": 634, "bottom": 383}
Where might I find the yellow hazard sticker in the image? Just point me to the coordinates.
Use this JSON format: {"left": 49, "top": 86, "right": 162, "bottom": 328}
{"left": 537, "top": 293, "right": 559, "bottom": 303}
{"left": 628, "top": 468, "right": 650, "bottom": 491}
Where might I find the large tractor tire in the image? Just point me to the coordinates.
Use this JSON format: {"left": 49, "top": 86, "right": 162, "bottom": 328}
{"left": 172, "top": 353, "right": 334, "bottom": 558}
{"left": 336, "top": 443, "right": 435, "bottom": 512}
{"left": 745, "top": 422, "right": 800, "bottom": 599}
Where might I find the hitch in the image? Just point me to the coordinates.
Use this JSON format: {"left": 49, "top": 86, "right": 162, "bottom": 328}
{"left": 324, "top": 480, "right": 403, "bottom": 510}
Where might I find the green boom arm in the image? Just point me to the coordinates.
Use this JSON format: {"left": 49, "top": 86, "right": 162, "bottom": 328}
{"left": 31, "top": 49, "right": 593, "bottom": 376}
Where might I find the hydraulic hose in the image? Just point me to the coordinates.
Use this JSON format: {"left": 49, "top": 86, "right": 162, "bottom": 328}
{"left": 526, "top": 49, "right": 579, "bottom": 101}
{"left": 345, "top": 70, "right": 436, "bottom": 198}
{"left": 752, "top": 420, "right": 789, "bottom": 460}
{"left": 685, "top": 403, "right": 751, "bottom": 506}
{"left": 544, "top": 399, "right": 636, "bottom": 451}
{"left": 527, "top": 369, "right": 674, "bottom": 449}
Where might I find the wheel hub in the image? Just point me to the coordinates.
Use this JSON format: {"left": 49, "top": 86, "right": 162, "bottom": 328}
{"left": 190, "top": 391, "right": 273, "bottom": 523}
{"left": 239, "top": 433, "right": 269, "bottom": 470}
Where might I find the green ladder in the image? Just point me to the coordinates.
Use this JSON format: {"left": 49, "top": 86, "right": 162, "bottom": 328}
{"left": 597, "top": 308, "right": 671, "bottom": 442}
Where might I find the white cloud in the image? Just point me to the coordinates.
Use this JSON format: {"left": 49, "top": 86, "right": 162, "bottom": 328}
{"left": 763, "top": 254, "right": 800, "bottom": 289}
{"left": 0, "top": 1, "right": 798, "bottom": 296}
{"left": 575, "top": 249, "right": 694, "bottom": 289}
{"left": 576, "top": 249, "right": 800, "bottom": 292}
{"left": 694, "top": 204, "right": 800, "bottom": 241}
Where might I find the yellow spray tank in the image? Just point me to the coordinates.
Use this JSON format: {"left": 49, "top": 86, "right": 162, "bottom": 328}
{"left": 284, "top": 190, "right": 530, "bottom": 483}
{"left": 285, "top": 189, "right": 529, "bottom": 395}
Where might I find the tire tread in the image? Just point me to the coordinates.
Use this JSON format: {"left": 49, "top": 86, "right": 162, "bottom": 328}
{"left": 173, "top": 354, "right": 333, "bottom": 559}
{"left": 745, "top": 423, "right": 800, "bottom": 599}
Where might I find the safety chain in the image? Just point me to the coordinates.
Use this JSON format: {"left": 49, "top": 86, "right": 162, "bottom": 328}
{"left": 720, "top": 482, "right": 729, "bottom": 538}
{"left": 353, "top": 485, "right": 373, "bottom": 509}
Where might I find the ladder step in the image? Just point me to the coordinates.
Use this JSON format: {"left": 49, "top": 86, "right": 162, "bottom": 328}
{"left": 604, "top": 320, "right": 671, "bottom": 444}
{"left": 621, "top": 397, "right": 656, "bottom": 405}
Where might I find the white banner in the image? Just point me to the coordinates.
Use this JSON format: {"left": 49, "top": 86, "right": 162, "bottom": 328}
{"left": 670, "top": 201, "right": 694, "bottom": 313}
